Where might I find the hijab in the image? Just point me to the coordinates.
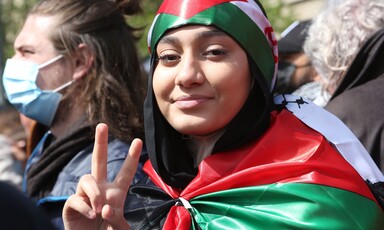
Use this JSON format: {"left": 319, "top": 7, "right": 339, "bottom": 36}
{"left": 144, "top": 0, "right": 278, "bottom": 189}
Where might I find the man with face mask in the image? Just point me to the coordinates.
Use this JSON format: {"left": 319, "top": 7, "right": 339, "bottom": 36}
{"left": 275, "top": 20, "right": 319, "bottom": 95}
{"left": 3, "top": 55, "right": 70, "bottom": 127}
{"left": 1, "top": 0, "right": 148, "bottom": 229}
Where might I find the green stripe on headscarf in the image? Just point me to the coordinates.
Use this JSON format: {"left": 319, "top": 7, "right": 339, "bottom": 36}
{"left": 149, "top": 3, "right": 275, "bottom": 89}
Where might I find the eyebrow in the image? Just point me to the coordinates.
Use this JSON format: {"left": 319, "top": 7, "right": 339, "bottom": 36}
{"left": 158, "top": 28, "right": 228, "bottom": 45}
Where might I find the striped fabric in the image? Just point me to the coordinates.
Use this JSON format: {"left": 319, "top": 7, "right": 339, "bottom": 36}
{"left": 143, "top": 95, "right": 384, "bottom": 229}
{"left": 147, "top": 0, "right": 278, "bottom": 91}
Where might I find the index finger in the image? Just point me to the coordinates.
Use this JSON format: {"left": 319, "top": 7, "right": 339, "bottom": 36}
{"left": 91, "top": 123, "right": 109, "bottom": 182}
{"left": 114, "top": 138, "right": 142, "bottom": 192}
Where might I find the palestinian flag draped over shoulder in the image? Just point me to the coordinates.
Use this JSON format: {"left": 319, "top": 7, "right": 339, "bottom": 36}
{"left": 144, "top": 94, "right": 384, "bottom": 229}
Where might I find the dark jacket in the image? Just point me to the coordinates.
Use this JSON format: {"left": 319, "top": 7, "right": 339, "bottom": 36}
{"left": 325, "top": 29, "right": 384, "bottom": 171}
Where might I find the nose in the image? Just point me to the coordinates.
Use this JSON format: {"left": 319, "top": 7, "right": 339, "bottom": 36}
{"left": 175, "top": 55, "right": 204, "bottom": 87}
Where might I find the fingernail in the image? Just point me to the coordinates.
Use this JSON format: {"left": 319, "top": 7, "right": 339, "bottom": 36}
{"left": 88, "top": 210, "right": 96, "bottom": 219}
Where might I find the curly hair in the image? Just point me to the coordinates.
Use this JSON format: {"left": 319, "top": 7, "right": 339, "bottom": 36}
{"left": 304, "top": 0, "right": 384, "bottom": 95}
{"left": 29, "top": 0, "right": 147, "bottom": 141}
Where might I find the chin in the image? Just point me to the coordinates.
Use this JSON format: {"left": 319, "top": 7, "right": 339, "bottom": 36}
{"left": 170, "top": 116, "right": 221, "bottom": 136}
{"left": 175, "top": 126, "right": 217, "bottom": 137}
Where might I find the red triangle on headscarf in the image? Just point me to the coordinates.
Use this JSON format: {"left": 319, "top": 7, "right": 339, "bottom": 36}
{"left": 157, "top": 0, "right": 247, "bottom": 19}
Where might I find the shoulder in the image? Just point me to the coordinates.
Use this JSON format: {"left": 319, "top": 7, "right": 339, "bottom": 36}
{"left": 274, "top": 94, "right": 384, "bottom": 183}
{"left": 326, "top": 75, "right": 384, "bottom": 118}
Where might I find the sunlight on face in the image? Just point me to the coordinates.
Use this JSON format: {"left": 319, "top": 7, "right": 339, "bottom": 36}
{"left": 13, "top": 15, "right": 72, "bottom": 91}
{"left": 153, "top": 25, "right": 251, "bottom": 136}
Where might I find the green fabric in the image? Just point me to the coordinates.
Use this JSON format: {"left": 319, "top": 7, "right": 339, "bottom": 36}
{"left": 150, "top": 3, "right": 275, "bottom": 89}
{"left": 186, "top": 183, "right": 384, "bottom": 229}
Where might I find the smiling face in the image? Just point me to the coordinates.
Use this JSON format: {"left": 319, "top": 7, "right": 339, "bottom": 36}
{"left": 153, "top": 25, "right": 251, "bottom": 136}
{"left": 13, "top": 15, "right": 73, "bottom": 91}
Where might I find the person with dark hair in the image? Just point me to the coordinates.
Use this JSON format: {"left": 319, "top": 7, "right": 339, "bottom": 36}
{"left": 275, "top": 20, "right": 319, "bottom": 94}
{"left": 63, "top": 0, "right": 384, "bottom": 229}
{"left": 1, "top": 0, "right": 147, "bottom": 228}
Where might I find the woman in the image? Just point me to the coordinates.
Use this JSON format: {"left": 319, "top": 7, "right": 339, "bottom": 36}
{"left": 63, "top": 0, "right": 384, "bottom": 229}
{"left": 2, "top": 0, "right": 147, "bottom": 229}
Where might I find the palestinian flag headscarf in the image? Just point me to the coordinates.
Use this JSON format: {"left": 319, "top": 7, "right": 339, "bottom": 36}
{"left": 144, "top": 0, "right": 278, "bottom": 189}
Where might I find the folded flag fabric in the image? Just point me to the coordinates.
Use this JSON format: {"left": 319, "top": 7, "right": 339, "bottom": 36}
{"left": 143, "top": 95, "right": 384, "bottom": 229}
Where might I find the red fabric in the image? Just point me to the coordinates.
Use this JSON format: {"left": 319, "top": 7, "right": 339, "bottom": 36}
{"left": 157, "top": 0, "right": 246, "bottom": 19}
{"left": 144, "top": 109, "right": 378, "bottom": 228}
{"left": 163, "top": 206, "right": 192, "bottom": 230}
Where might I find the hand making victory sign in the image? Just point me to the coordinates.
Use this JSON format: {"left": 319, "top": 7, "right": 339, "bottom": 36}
{"left": 63, "top": 123, "right": 142, "bottom": 230}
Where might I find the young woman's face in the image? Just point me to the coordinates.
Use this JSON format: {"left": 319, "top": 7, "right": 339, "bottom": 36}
{"left": 153, "top": 25, "right": 251, "bottom": 136}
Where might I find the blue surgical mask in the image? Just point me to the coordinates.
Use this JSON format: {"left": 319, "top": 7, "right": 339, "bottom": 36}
{"left": 2, "top": 55, "right": 73, "bottom": 127}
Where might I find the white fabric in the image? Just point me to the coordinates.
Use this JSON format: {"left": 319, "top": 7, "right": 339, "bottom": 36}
{"left": 274, "top": 94, "right": 384, "bottom": 182}
{"left": 179, "top": 197, "right": 193, "bottom": 210}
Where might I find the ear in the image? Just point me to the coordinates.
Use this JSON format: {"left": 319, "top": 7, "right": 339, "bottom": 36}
{"left": 72, "top": 43, "right": 94, "bottom": 80}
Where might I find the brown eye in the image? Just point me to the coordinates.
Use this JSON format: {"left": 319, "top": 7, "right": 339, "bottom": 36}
{"left": 157, "top": 54, "right": 180, "bottom": 66}
{"left": 207, "top": 49, "right": 226, "bottom": 56}
{"left": 204, "top": 48, "right": 227, "bottom": 60}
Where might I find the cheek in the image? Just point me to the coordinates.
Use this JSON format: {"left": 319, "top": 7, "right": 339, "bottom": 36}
{"left": 36, "top": 70, "right": 54, "bottom": 90}
{"left": 152, "top": 68, "right": 173, "bottom": 108}
{"left": 208, "top": 64, "right": 251, "bottom": 124}
{"left": 35, "top": 73, "right": 45, "bottom": 89}
{"left": 37, "top": 66, "right": 71, "bottom": 90}
{"left": 227, "top": 77, "right": 250, "bottom": 108}
{"left": 217, "top": 62, "right": 251, "bottom": 99}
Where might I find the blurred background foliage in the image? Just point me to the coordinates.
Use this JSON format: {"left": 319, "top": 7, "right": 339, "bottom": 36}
{"left": 0, "top": 0, "right": 294, "bottom": 65}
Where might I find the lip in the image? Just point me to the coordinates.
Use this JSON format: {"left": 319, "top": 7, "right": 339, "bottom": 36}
{"left": 173, "top": 94, "right": 212, "bottom": 109}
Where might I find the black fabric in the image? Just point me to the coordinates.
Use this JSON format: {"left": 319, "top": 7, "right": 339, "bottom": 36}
{"left": 278, "top": 20, "right": 311, "bottom": 54}
{"left": 366, "top": 180, "right": 384, "bottom": 210}
{"left": 0, "top": 181, "right": 56, "bottom": 230}
{"left": 331, "top": 29, "right": 384, "bottom": 99}
{"left": 125, "top": 175, "right": 206, "bottom": 230}
{"left": 325, "top": 29, "right": 384, "bottom": 170}
{"left": 26, "top": 126, "right": 94, "bottom": 200}
{"left": 125, "top": 176, "right": 173, "bottom": 230}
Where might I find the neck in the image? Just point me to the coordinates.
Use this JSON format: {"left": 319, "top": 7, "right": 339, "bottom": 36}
{"left": 50, "top": 99, "right": 87, "bottom": 139}
{"left": 185, "top": 129, "right": 225, "bottom": 167}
